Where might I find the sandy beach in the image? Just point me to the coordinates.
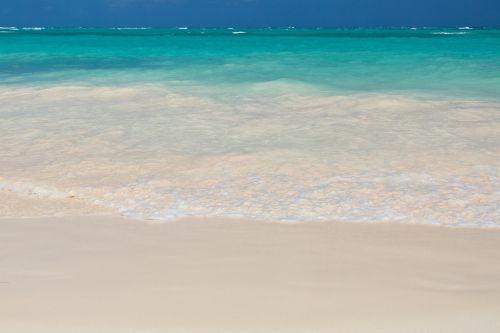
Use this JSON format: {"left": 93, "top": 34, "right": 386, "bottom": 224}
{"left": 1, "top": 26, "right": 500, "bottom": 333}
{"left": 1, "top": 214, "right": 500, "bottom": 333}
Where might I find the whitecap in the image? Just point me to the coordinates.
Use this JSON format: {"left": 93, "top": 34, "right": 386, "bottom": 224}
{"left": 232, "top": 31, "right": 247, "bottom": 35}
{"left": 113, "top": 27, "right": 150, "bottom": 30}
{"left": 432, "top": 32, "right": 468, "bottom": 35}
{"left": 22, "top": 27, "right": 45, "bottom": 31}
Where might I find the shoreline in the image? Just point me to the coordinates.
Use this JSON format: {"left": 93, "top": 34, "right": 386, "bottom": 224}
{"left": 2, "top": 84, "right": 499, "bottom": 227}
{"left": 1, "top": 215, "right": 500, "bottom": 332}
{"left": 2, "top": 214, "right": 500, "bottom": 230}
{"left": 2, "top": 186, "right": 499, "bottom": 229}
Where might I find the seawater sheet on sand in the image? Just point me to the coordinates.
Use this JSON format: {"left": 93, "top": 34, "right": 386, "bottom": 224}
{"left": 0, "top": 85, "right": 499, "bottom": 226}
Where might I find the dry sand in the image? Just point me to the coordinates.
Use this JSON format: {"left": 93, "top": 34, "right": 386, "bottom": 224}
{"left": 1, "top": 215, "right": 500, "bottom": 332}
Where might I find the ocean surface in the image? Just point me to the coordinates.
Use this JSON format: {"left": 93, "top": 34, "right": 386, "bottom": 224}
{"left": 1, "top": 27, "right": 499, "bottom": 226}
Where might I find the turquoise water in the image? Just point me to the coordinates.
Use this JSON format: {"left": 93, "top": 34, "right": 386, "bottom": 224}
{"left": 1, "top": 27, "right": 500, "bottom": 100}
{"left": 1, "top": 27, "right": 499, "bottom": 226}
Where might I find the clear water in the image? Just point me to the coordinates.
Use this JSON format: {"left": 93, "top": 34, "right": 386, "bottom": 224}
{"left": 1, "top": 27, "right": 500, "bottom": 99}
{"left": 1, "top": 27, "right": 499, "bottom": 226}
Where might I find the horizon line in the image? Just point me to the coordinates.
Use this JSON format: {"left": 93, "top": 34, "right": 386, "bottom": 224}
{"left": 2, "top": 25, "right": 499, "bottom": 29}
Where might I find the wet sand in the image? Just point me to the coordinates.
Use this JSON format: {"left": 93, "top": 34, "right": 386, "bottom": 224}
{"left": 1, "top": 215, "right": 500, "bottom": 332}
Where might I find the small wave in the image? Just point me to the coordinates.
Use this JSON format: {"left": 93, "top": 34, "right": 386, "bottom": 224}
{"left": 1, "top": 86, "right": 499, "bottom": 227}
{"left": 178, "top": 27, "right": 188, "bottom": 30}
{"left": 432, "top": 32, "right": 468, "bottom": 35}
{"left": 2, "top": 168, "right": 499, "bottom": 227}
{"left": 458, "top": 26, "right": 473, "bottom": 30}
{"left": 112, "top": 27, "right": 150, "bottom": 30}
{"left": 0, "top": 26, "right": 18, "bottom": 31}
{"left": 22, "top": 27, "right": 45, "bottom": 31}
{"left": 232, "top": 31, "right": 247, "bottom": 35}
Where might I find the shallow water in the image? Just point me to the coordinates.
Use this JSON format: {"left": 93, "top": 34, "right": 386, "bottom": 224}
{"left": 1, "top": 28, "right": 499, "bottom": 226}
